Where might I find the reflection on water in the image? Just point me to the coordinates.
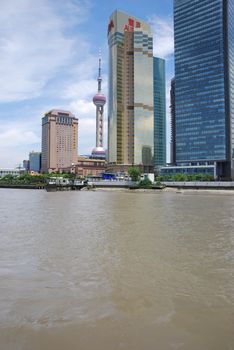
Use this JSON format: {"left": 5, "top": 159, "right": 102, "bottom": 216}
{"left": 0, "top": 189, "right": 234, "bottom": 350}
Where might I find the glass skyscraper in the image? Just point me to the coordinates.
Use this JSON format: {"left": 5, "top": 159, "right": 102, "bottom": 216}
{"left": 174, "top": 0, "right": 234, "bottom": 178}
{"left": 170, "top": 77, "right": 176, "bottom": 165}
{"left": 108, "top": 10, "right": 154, "bottom": 168}
{"left": 29, "top": 151, "right": 41, "bottom": 173}
{"left": 154, "top": 57, "right": 166, "bottom": 168}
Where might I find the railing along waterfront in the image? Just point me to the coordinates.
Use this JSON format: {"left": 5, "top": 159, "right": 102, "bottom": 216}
{"left": 162, "top": 181, "right": 234, "bottom": 189}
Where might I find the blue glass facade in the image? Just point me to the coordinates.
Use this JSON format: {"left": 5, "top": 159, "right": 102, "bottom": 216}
{"left": 228, "top": 0, "right": 234, "bottom": 176}
{"left": 170, "top": 78, "right": 176, "bottom": 164}
{"left": 29, "top": 152, "right": 41, "bottom": 173}
{"left": 160, "top": 165, "right": 215, "bottom": 177}
{"left": 153, "top": 57, "right": 166, "bottom": 167}
{"left": 174, "top": 0, "right": 234, "bottom": 178}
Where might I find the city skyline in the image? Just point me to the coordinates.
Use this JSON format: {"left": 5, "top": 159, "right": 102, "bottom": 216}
{"left": 0, "top": 0, "right": 174, "bottom": 168}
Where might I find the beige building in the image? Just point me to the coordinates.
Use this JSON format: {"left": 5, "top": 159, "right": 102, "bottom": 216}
{"left": 61, "top": 156, "right": 106, "bottom": 177}
{"left": 41, "top": 109, "right": 78, "bottom": 173}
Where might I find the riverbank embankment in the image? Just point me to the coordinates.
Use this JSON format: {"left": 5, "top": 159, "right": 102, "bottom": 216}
{"left": 0, "top": 184, "right": 45, "bottom": 189}
{"left": 162, "top": 181, "right": 234, "bottom": 190}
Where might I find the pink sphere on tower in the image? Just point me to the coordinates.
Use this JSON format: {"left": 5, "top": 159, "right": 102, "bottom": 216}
{"left": 93, "top": 93, "right": 106, "bottom": 106}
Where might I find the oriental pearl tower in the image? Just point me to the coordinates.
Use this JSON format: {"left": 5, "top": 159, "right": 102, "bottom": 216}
{"left": 91, "top": 54, "right": 106, "bottom": 159}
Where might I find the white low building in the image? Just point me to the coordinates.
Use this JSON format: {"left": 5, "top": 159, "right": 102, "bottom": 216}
{"left": 0, "top": 169, "right": 26, "bottom": 178}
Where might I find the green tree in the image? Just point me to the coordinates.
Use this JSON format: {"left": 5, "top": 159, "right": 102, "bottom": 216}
{"left": 63, "top": 173, "right": 76, "bottom": 179}
{"left": 195, "top": 173, "right": 203, "bottom": 181}
{"left": 173, "top": 173, "right": 186, "bottom": 181}
{"left": 155, "top": 175, "right": 164, "bottom": 182}
{"left": 1, "top": 174, "right": 15, "bottom": 183}
{"left": 138, "top": 177, "right": 152, "bottom": 188}
{"left": 203, "top": 174, "right": 213, "bottom": 181}
{"left": 189, "top": 174, "right": 197, "bottom": 181}
{"left": 128, "top": 167, "right": 141, "bottom": 182}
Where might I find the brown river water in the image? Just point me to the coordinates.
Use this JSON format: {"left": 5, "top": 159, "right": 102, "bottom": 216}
{"left": 0, "top": 188, "right": 234, "bottom": 350}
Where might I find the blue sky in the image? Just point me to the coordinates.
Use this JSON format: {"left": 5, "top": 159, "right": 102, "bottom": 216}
{"left": 0, "top": 0, "right": 174, "bottom": 168}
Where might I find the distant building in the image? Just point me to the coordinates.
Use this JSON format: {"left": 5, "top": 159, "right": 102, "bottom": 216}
{"left": 29, "top": 151, "right": 41, "bottom": 173}
{"left": 0, "top": 168, "right": 25, "bottom": 178}
{"left": 76, "top": 157, "right": 106, "bottom": 177}
{"left": 154, "top": 57, "right": 166, "bottom": 169}
{"left": 106, "top": 163, "right": 144, "bottom": 174}
{"left": 41, "top": 109, "right": 78, "bottom": 173}
{"left": 173, "top": 0, "right": 234, "bottom": 179}
{"left": 61, "top": 156, "right": 106, "bottom": 177}
{"left": 23, "top": 160, "right": 30, "bottom": 171}
{"left": 108, "top": 10, "right": 154, "bottom": 171}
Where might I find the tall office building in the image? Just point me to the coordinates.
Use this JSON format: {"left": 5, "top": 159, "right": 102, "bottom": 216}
{"left": 41, "top": 109, "right": 78, "bottom": 173}
{"left": 170, "top": 77, "right": 176, "bottom": 165}
{"left": 23, "top": 160, "right": 30, "bottom": 171}
{"left": 174, "top": 0, "right": 234, "bottom": 178}
{"left": 154, "top": 57, "right": 166, "bottom": 168}
{"left": 108, "top": 10, "right": 154, "bottom": 170}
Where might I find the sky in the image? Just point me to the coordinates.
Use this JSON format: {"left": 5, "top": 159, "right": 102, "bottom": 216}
{"left": 0, "top": 0, "right": 174, "bottom": 168}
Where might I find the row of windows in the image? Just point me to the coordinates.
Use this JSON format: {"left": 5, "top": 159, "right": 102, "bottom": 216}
{"left": 175, "top": 13, "right": 222, "bottom": 34}
{"left": 175, "top": 0, "right": 220, "bottom": 18}
{"left": 177, "top": 150, "right": 226, "bottom": 155}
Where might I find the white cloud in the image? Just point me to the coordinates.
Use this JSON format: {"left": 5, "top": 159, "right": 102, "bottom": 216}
{"left": 0, "top": 118, "right": 42, "bottom": 167}
{"left": 0, "top": 148, "right": 30, "bottom": 169}
{"left": 67, "top": 55, "right": 98, "bottom": 81}
{"left": 63, "top": 76, "right": 107, "bottom": 106}
{"left": 64, "top": 80, "right": 97, "bottom": 101}
{"left": 70, "top": 99, "right": 95, "bottom": 116}
{"left": 0, "top": 129, "right": 40, "bottom": 148}
{"left": 0, "top": 0, "right": 91, "bottom": 102}
{"left": 149, "top": 16, "right": 174, "bottom": 59}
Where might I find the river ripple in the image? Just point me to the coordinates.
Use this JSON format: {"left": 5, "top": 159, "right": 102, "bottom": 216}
{"left": 0, "top": 189, "right": 234, "bottom": 350}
